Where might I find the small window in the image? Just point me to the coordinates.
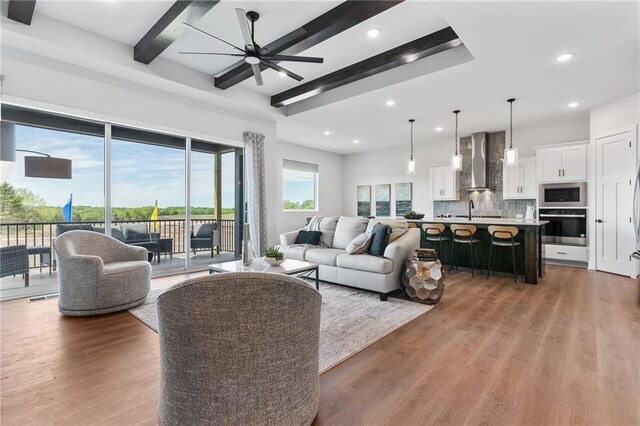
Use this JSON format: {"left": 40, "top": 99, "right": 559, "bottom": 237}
{"left": 282, "top": 159, "right": 318, "bottom": 211}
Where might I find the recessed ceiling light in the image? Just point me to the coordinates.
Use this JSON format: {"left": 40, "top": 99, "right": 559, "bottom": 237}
{"left": 435, "top": 127, "right": 444, "bottom": 132}
{"left": 278, "top": 71, "right": 287, "bottom": 78}
{"left": 353, "top": 139, "right": 360, "bottom": 144}
{"left": 367, "top": 28, "right": 381, "bottom": 38}
{"left": 556, "top": 53, "right": 574, "bottom": 62}
{"left": 385, "top": 100, "right": 396, "bottom": 106}
{"left": 324, "top": 130, "right": 331, "bottom": 136}
{"left": 568, "top": 102, "right": 579, "bottom": 108}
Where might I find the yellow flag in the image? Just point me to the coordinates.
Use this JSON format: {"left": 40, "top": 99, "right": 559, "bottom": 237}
{"left": 151, "top": 202, "right": 159, "bottom": 231}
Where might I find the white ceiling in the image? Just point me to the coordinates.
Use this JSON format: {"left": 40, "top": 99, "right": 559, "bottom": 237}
{"left": 29, "top": 1, "right": 640, "bottom": 155}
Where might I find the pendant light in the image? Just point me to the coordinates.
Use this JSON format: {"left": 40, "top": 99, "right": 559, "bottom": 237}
{"left": 505, "top": 98, "right": 518, "bottom": 166}
{"left": 407, "top": 119, "right": 416, "bottom": 175}
{"left": 450, "top": 110, "right": 462, "bottom": 171}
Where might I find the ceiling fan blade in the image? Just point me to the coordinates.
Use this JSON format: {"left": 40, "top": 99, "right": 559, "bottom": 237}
{"left": 261, "top": 55, "right": 324, "bottom": 64}
{"left": 178, "top": 52, "right": 245, "bottom": 56}
{"left": 250, "top": 63, "right": 263, "bottom": 86}
{"left": 235, "top": 8, "right": 255, "bottom": 52}
{"left": 181, "top": 22, "right": 245, "bottom": 53}
{"left": 261, "top": 60, "right": 303, "bottom": 82}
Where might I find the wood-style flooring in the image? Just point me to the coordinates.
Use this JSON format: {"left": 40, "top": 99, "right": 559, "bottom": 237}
{"left": 1, "top": 266, "right": 639, "bottom": 425}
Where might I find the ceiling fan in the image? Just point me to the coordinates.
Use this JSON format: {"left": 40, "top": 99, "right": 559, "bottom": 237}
{"left": 179, "top": 9, "right": 324, "bottom": 86}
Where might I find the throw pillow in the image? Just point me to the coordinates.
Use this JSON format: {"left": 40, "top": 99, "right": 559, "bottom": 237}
{"left": 122, "top": 224, "right": 149, "bottom": 242}
{"left": 295, "top": 230, "right": 323, "bottom": 246}
{"left": 368, "top": 223, "right": 392, "bottom": 256}
{"left": 346, "top": 232, "right": 372, "bottom": 254}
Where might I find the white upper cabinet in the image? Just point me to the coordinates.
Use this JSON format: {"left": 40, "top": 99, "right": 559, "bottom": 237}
{"left": 503, "top": 156, "right": 537, "bottom": 199}
{"left": 430, "top": 166, "right": 459, "bottom": 201}
{"left": 537, "top": 144, "right": 588, "bottom": 183}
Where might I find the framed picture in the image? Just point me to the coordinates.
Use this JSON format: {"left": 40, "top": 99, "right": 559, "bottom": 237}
{"left": 395, "top": 182, "right": 412, "bottom": 216}
{"left": 357, "top": 185, "right": 371, "bottom": 217}
{"left": 375, "top": 184, "right": 391, "bottom": 216}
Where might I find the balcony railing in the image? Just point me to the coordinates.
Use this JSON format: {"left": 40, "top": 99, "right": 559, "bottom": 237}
{"left": 0, "top": 219, "right": 236, "bottom": 271}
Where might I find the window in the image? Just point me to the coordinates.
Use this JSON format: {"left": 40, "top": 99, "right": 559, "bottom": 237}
{"left": 282, "top": 159, "right": 318, "bottom": 211}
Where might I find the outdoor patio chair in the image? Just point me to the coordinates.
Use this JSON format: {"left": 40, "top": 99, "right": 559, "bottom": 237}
{"left": 0, "top": 245, "right": 30, "bottom": 287}
{"left": 190, "top": 223, "right": 220, "bottom": 257}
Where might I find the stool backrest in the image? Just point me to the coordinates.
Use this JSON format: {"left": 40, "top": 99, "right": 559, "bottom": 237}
{"left": 488, "top": 225, "right": 519, "bottom": 239}
{"left": 407, "top": 222, "right": 417, "bottom": 228}
{"left": 450, "top": 224, "right": 477, "bottom": 237}
{"left": 422, "top": 223, "right": 445, "bottom": 235}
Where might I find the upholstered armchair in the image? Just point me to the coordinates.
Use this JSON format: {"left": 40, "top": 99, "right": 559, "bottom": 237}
{"left": 53, "top": 230, "right": 151, "bottom": 316}
{"left": 190, "top": 222, "right": 219, "bottom": 257}
{"left": 156, "top": 272, "right": 322, "bottom": 425}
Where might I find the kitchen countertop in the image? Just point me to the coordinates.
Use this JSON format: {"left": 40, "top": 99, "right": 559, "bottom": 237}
{"left": 406, "top": 217, "right": 549, "bottom": 227}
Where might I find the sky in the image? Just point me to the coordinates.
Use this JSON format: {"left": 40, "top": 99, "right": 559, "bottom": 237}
{"left": 6, "top": 125, "right": 237, "bottom": 208}
{"left": 282, "top": 168, "right": 316, "bottom": 203}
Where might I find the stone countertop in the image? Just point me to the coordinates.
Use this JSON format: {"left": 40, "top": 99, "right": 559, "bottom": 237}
{"left": 405, "top": 217, "right": 549, "bottom": 227}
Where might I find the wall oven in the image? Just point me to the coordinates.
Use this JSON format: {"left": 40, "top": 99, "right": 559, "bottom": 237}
{"left": 539, "top": 182, "right": 587, "bottom": 207}
{"left": 539, "top": 208, "right": 587, "bottom": 246}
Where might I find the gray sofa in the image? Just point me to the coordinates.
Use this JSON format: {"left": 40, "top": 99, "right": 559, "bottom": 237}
{"left": 53, "top": 230, "right": 151, "bottom": 316}
{"left": 157, "top": 272, "right": 321, "bottom": 425}
{"left": 280, "top": 216, "right": 420, "bottom": 300}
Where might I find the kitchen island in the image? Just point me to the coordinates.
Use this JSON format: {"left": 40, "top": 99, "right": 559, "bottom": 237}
{"left": 408, "top": 217, "right": 548, "bottom": 284}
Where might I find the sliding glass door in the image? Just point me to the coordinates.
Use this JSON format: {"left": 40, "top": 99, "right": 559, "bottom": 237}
{"left": 1, "top": 104, "right": 244, "bottom": 300}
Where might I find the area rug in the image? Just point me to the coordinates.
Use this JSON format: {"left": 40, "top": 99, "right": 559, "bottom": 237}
{"left": 129, "top": 283, "right": 433, "bottom": 373}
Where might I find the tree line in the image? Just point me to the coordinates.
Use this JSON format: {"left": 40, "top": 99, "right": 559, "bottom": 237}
{"left": 0, "top": 183, "right": 234, "bottom": 223}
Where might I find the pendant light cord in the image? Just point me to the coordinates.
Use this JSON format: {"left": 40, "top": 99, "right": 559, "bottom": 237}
{"left": 453, "top": 110, "right": 460, "bottom": 155}
{"left": 508, "top": 98, "right": 515, "bottom": 149}
{"left": 409, "top": 119, "right": 415, "bottom": 160}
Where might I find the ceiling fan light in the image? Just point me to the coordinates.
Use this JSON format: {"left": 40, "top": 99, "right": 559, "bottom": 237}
{"left": 245, "top": 56, "right": 260, "bottom": 65}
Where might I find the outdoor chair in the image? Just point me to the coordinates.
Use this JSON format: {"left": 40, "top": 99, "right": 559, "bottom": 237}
{"left": 0, "top": 245, "right": 30, "bottom": 287}
{"left": 190, "top": 223, "right": 219, "bottom": 257}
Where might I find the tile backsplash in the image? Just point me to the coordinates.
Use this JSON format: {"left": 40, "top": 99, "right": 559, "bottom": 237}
{"left": 433, "top": 191, "right": 536, "bottom": 218}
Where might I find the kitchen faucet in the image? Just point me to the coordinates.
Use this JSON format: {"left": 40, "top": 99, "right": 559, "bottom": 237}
{"left": 468, "top": 199, "right": 474, "bottom": 220}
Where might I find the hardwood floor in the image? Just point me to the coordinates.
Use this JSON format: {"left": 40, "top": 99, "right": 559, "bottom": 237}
{"left": 1, "top": 266, "right": 638, "bottom": 425}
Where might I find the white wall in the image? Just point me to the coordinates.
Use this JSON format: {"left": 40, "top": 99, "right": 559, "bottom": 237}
{"left": 276, "top": 141, "right": 344, "bottom": 237}
{"left": 1, "top": 51, "right": 280, "bottom": 246}
{"left": 343, "top": 117, "right": 590, "bottom": 217}
{"left": 588, "top": 92, "right": 640, "bottom": 270}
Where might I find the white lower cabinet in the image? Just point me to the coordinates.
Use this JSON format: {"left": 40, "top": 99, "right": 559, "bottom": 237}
{"left": 544, "top": 244, "right": 588, "bottom": 263}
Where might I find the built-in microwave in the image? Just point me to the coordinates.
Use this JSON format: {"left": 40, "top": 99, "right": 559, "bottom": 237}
{"left": 539, "top": 182, "right": 587, "bottom": 208}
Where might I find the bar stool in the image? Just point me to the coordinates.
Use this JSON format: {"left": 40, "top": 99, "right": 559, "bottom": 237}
{"left": 486, "top": 225, "right": 520, "bottom": 283}
{"left": 449, "top": 224, "right": 482, "bottom": 276}
{"left": 421, "top": 223, "right": 450, "bottom": 263}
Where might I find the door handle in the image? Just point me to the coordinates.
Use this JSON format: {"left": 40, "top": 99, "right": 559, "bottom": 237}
{"left": 596, "top": 219, "right": 605, "bottom": 223}
{"left": 562, "top": 169, "right": 565, "bottom": 176}
{"left": 558, "top": 169, "right": 561, "bottom": 177}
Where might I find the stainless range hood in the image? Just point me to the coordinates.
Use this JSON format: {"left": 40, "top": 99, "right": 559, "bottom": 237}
{"left": 467, "top": 131, "right": 491, "bottom": 191}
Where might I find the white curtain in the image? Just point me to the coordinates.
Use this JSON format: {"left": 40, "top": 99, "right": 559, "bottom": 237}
{"left": 243, "top": 131, "right": 267, "bottom": 256}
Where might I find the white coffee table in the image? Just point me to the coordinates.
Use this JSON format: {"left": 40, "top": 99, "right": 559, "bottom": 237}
{"left": 208, "top": 258, "right": 320, "bottom": 290}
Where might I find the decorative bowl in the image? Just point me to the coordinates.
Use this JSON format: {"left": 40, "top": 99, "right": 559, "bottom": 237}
{"left": 404, "top": 213, "right": 425, "bottom": 220}
{"left": 263, "top": 256, "right": 285, "bottom": 266}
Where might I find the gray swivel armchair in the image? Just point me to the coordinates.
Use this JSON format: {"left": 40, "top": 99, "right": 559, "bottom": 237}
{"left": 53, "top": 230, "right": 151, "bottom": 316}
{"left": 156, "top": 272, "right": 322, "bottom": 426}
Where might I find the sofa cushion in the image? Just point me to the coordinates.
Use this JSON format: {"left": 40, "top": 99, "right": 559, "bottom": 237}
{"left": 332, "top": 217, "right": 369, "bottom": 249}
{"left": 121, "top": 224, "right": 150, "bottom": 242}
{"left": 316, "top": 217, "right": 339, "bottom": 248}
{"left": 305, "top": 248, "right": 345, "bottom": 266}
{"left": 368, "top": 223, "right": 391, "bottom": 257}
{"left": 336, "top": 253, "right": 393, "bottom": 274}
{"left": 345, "top": 233, "right": 372, "bottom": 254}
{"left": 56, "top": 224, "right": 92, "bottom": 235}
{"left": 294, "top": 230, "right": 323, "bottom": 246}
{"left": 367, "top": 218, "right": 408, "bottom": 243}
{"left": 280, "top": 245, "right": 311, "bottom": 261}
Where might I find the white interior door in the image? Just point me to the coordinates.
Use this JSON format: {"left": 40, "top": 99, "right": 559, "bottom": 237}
{"left": 596, "top": 131, "right": 636, "bottom": 276}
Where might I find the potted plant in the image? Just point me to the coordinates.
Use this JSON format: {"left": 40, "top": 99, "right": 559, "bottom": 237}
{"left": 264, "top": 246, "right": 285, "bottom": 266}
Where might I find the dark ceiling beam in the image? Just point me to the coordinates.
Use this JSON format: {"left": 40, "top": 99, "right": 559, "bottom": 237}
{"left": 134, "top": 0, "right": 219, "bottom": 65}
{"left": 7, "top": 0, "right": 37, "bottom": 25}
{"left": 271, "top": 27, "right": 462, "bottom": 108}
{"left": 214, "top": 0, "right": 404, "bottom": 90}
